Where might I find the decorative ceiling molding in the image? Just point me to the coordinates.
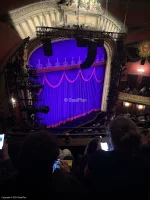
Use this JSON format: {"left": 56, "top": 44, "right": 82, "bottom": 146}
{"left": 9, "top": 1, "right": 127, "bottom": 40}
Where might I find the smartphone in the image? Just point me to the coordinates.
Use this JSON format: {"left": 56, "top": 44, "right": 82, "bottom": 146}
{"left": 100, "top": 142, "right": 109, "bottom": 151}
{"left": 0, "top": 134, "right": 4, "bottom": 150}
{"left": 52, "top": 159, "right": 60, "bottom": 173}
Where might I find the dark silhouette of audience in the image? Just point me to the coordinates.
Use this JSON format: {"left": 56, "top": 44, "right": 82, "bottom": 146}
{"left": 84, "top": 117, "right": 150, "bottom": 199}
{"left": 2, "top": 131, "right": 83, "bottom": 199}
{"left": 78, "top": 138, "right": 100, "bottom": 183}
{"left": 1, "top": 118, "right": 150, "bottom": 200}
{"left": 0, "top": 140, "right": 15, "bottom": 184}
{"left": 123, "top": 86, "right": 150, "bottom": 97}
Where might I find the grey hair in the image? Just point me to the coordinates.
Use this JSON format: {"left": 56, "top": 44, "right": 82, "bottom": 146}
{"left": 108, "top": 117, "right": 141, "bottom": 151}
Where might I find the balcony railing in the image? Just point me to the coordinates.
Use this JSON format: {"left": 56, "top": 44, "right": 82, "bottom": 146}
{"left": 118, "top": 92, "right": 150, "bottom": 106}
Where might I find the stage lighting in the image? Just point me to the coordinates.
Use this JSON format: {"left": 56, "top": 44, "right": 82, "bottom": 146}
{"left": 31, "top": 94, "right": 39, "bottom": 101}
{"left": 23, "top": 73, "right": 38, "bottom": 79}
{"left": 27, "top": 68, "right": 37, "bottom": 77}
{"left": 117, "top": 40, "right": 124, "bottom": 52}
{"left": 21, "top": 106, "right": 50, "bottom": 114}
{"left": 80, "top": 41, "right": 97, "bottom": 69}
{"left": 19, "top": 84, "right": 44, "bottom": 92}
{"left": 116, "top": 40, "right": 124, "bottom": 62}
{"left": 94, "top": 39, "right": 104, "bottom": 47}
{"left": 42, "top": 39, "right": 53, "bottom": 56}
{"left": 76, "top": 39, "right": 88, "bottom": 47}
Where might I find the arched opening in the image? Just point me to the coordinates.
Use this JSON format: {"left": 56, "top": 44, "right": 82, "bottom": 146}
{"left": 28, "top": 38, "right": 115, "bottom": 127}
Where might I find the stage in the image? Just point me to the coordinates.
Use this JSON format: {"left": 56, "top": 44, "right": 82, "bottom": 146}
{"left": 29, "top": 39, "right": 107, "bottom": 129}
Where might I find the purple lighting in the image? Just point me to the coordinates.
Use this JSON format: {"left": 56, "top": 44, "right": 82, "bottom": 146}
{"left": 29, "top": 39, "right": 106, "bottom": 127}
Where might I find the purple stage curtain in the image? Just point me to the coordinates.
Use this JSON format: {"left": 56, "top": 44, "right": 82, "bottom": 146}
{"left": 36, "top": 66, "right": 105, "bottom": 127}
{"left": 29, "top": 39, "right": 106, "bottom": 69}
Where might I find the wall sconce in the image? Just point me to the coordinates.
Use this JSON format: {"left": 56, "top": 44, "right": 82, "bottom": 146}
{"left": 123, "top": 102, "right": 131, "bottom": 107}
{"left": 137, "top": 68, "right": 145, "bottom": 73}
{"left": 137, "top": 105, "right": 145, "bottom": 110}
{"left": 11, "top": 98, "right": 16, "bottom": 108}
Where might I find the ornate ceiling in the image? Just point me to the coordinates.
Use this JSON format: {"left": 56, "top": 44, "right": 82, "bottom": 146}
{"left": 1, "top": 0, "right": 150, "bottom": 27}
{"left": 0, "top": 0, "right": 150, "bottom": 42}
{"left": 8, "top": 1, "right": 126, "bottom": 40}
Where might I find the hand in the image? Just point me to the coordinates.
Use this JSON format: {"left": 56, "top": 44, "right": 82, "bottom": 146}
{"left": 60, "top": 160, "right": 70, "bottom": 174}
{"left": 2, "top": 140, "right": 9, "bottom": 161}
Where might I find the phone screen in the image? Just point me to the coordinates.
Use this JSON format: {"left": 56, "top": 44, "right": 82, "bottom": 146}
{"left": 52, "top": 159, "right": 60, "bottom": 173}
{"left": 0, "top": 134, "right": 4, "bottom": 150}
{"left": 100, "top": 142, "right": 108, "bottom": 151}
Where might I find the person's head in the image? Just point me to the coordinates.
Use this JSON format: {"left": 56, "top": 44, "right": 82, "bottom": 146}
{"left": 108, "top": 117, "right": 141, "bottom": 152}
{"left": 19, "top": 131, "right": 59, "bottom": 175}
{"left": 86, "top": 138, "right": 100, "bottom": 155}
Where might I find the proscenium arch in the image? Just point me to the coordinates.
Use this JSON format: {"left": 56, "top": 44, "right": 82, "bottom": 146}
{"left": 28, "top": 37, "right": 116, "bottom": 112}
{"left": 7, "top": 0, "right": 119, "bottom": 112}
{"left": 9, "top": 1, "right": 127, "bottom": 40}
{"left": 0, "top": 0, "right": 120, "bottom": 127}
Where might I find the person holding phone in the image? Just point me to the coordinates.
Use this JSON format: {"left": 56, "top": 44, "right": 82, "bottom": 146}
{"left": 84, "top": 117, "right": 150, "bottom": 200}
{"left": 2, "top": 131, "right": 84, "bottom": 199}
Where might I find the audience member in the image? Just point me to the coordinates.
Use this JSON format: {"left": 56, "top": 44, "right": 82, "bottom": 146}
{"left": 123, "top": 85, "right": 150, "bottom": 97}
{"left": 78, "top": 138, "right": 100, "bottom": 183}
{"left": 59, "top": 148, "right": 72, "bottom": 160}
{"left": 84, "top": 117, "right": 150, "bottom": 200}
{"left": 140, "top": 131, "right": 150, "bottom": 157}
{"left": 2, "top": 131, "right": 83, "bottom": 199}
{"left": 139, "top": 86, "right": 146, "bottom": 95}
{"left": 59, "top": 148, "right": 77, "bottom": 176}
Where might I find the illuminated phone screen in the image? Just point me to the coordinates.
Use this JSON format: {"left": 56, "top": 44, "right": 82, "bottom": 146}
{"left": 0, "top": 134, "right": 4, "bottom": 150}
{"left": 100, "top": 142, "right": 108, "bottom": 151}
{"left": 52, "top": 159, "right": 60, "bottom": 173}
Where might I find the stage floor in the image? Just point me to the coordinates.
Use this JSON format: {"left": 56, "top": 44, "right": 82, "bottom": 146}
{"left": 49, "top": 111, "right": 99, "bottom": 134}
